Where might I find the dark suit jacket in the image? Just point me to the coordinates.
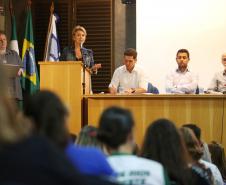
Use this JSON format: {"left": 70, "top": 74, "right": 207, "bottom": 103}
{"left": 60, "top": 46, "right": 94, "bottom": 68}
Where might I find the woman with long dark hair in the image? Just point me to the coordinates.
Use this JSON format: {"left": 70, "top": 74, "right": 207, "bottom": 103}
{"left": 141, "top": 118, "right": 210, "bottom": 185}
{"left": 141, "top": 119, "right": 192, "bottom": 185}
{"left": 208, "top": 141, "right": 226, "bottom": 183}
{"left": 180, "top": 127, "right": 218, "bottom": 185}
{"left": 24, "top": 90, "right": 116, "bottom": 179}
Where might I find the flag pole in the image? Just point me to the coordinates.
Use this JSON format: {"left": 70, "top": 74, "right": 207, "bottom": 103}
{"left": 43, "top": 1, "right": 54, "bottom": 61}
{"left": 27, "top": 0, "right": 31, "bottom": 9}
{"left": 22, "top": 0, "right": 32, "bottom": 59}
{"left": 9, "top": 0, "right": 13, "bottom": 16}
{"left": 9, "top": 0, "right": 20, "bottom": 55}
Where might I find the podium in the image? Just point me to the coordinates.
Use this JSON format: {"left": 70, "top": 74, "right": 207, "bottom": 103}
{"left": 2, "top": 64, "right": 20, "bottom": 78}
{"left": 38, "top": 61, "right": 91, "bottom": 134}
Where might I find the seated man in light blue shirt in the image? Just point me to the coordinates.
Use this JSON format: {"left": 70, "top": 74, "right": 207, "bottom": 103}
{"left": 165, "top": 49, "right": 198, "bottom": 94}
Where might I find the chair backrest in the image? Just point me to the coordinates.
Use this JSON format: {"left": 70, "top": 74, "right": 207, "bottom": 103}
{"left": 147, "top": 83, "right": 159, "bottom": 94}
{"left": 195, "top": 86, "right": 199, "bottom": 94}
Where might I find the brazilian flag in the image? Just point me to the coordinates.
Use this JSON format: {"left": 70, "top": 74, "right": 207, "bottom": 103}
{"left": 21, "top": 6, "right": 39, "bottom": 94}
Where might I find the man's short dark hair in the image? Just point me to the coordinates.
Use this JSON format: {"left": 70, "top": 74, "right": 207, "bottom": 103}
{"left": 182, "top": 123, "right": 201, "bottom": 141}
{"left": 176, "top": 49, "right": 190, "bottom": 59}
{"left": 124, "top": 48, "right": 137, "bottom": 60}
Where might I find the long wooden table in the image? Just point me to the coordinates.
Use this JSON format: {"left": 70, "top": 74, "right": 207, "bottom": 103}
{"left": 84, "top": 94, "right": 226, "bottom": 148}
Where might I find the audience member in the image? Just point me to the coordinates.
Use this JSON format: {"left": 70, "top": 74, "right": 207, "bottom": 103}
{"left": 76, "top": 125, "right": 103, "bottom": 148}
{"left": 208, "top": 141, "right": 226, "bottom": 183}
{"left": 141, "top": 118, "right": 205, "bottom": 185}
{"left": 109, "top": 48, "right": 149, "bottom": 94}
{"left": 0, "top": 65, "right": 30, "bottom": 143}
{"left": 24, "top": 90, "right": 116, "bottom": 179}
{"left": 132, "top": 143, "right": 140, "bottom": 155}
{"left": 70, "top": 133, "right": 77, "bottom": 143}
{"left": 183, "top": 123, "right": 212, "bottom": 163}
{"left": 180, "top": 127, "right": 222, "bottom": 185}
{"left": 166, "top": 49, "right": 198, "bottom": 94}
{"left": 97, "top": 106, "right": 169, "bottom": 185}
{"left": 207, "top": 53, "right": 226, "bottom": 93}
{"left": 0, "top": 67, "right": 86, "bottom": 185}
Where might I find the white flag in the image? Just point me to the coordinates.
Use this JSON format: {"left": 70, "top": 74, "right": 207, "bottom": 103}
{"left": 9, "top": 14, "right": 19, "bottom": 55}
{"left": 44, "top": 14, "right": 60, "bottom": 61}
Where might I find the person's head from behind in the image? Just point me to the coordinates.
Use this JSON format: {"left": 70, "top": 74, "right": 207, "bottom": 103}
{"left": 221, "top": 53, "right": 226, "bottom": 69}
{"left": 0, "top": 31, "right": 7, "bottom": 52}
{"left": 141, "top": 119, "right": 189, "bottom": 178}
{"left": 176, "top": 49, "right": 190, "bottom": 72}
{"left": 97, "top": 106, "right": 135, "bottom": 153}
{"left": 123, "top": 48, "right": 137, "bottom": 73}
{"left": 72, "top": 25, "right": 87, "bottom": 46}
{"left": 76, "top": 125, "right": 102, "bottom": 148}
{"left": 0, "top": 97, "right": 31, "bottom": 145}
{"left": 24, "top": 90, "right": 70, "bottom": 149}
{"left": 180, "top": 127, "right": 203, "bottom": 162}
{"left": 208, "top": 141, "right": 226, "bottom": 180}
{"left": 182, "top": 123, "right": 201, "bottom": 143}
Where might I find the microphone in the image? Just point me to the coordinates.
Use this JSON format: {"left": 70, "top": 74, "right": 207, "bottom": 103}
{"left": 80, "top": 42, "right": 91, "bottom": 68}
{"left": 80, "top": 42, "right": 83, "bottom": 49}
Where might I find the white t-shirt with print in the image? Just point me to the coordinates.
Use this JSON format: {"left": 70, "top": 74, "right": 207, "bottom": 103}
{"left": 108, "top": 155, "right": 169, "bottom": 185}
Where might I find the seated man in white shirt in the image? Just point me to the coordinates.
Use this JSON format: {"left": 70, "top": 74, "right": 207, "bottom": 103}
{"left": 165, "top": 49, "right": 198, "bottom": 94}
{"left": 109, "top": 48, "right": 148, "bottom": 94}
{"left": 207, "top": 53, "right": 226, "bottom": 93}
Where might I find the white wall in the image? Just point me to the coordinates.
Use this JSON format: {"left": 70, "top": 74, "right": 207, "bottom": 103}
{"left": 137, "top": 0, "right": 226, "bottom": 93}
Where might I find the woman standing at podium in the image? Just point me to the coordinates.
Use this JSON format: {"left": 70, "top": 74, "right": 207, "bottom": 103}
{"left": 60, "top": 25, "right": 101, "bottom": 73}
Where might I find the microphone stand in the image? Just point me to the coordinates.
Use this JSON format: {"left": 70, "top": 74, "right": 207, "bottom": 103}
{"left": 82, "top": 62, "right": 86, "bottom": 95}
{"left": 81, "top": 44, "right": 87, "bottom": 127}
{"left": 81, "top": 44, "right": 86, "bottom": 95}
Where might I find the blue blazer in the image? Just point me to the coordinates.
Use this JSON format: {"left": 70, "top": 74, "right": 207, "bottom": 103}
{"left": 60, "top": 46, "right": 94, "bottom": 68}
